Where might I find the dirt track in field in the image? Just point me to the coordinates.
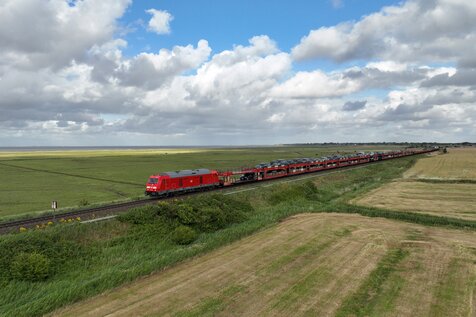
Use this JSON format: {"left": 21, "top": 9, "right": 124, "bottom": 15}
{"left": 53, "top": 213, "right": 476, "bottom": 317}
{"left": 355, "top": 147, "right": 476, "bottom": 220}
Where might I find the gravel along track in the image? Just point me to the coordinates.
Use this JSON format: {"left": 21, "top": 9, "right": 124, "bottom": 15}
{"left": 0, "top": 198, "right": 157, "bottom": 234}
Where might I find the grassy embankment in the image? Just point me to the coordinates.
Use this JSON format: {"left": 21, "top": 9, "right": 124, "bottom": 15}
{"left": 0, "top": 145, "right": 400, "bottom": 220}
{"left": 2, "top": 152, "right": 476, "bottom": 316}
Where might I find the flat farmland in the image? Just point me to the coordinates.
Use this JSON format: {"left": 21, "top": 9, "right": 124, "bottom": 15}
{"left": 53, "top": 213, "right": 476, "bottom": 317}
{"left": 403, "top": 148, "right": 476, "bottom": 180}
{"left": 356, "top": 181, "right": 476, "bottom": 220}
{"left": 355, "top": 147, "right": 476, "bottom": 220}
{"left": 0, "top": 145, "right": 401, "bottom": 219}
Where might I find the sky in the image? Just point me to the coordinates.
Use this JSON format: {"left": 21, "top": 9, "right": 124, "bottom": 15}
{"left": 0, "top": 0, "right": 475, "bottom": 146}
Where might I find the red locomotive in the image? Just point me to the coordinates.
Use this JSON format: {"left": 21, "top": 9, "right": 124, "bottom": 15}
{"left": 145, "top": 148, "right": 438, "bottom": 196}
{"left": 146, "top": 169, "right": 220, "bottom": 196}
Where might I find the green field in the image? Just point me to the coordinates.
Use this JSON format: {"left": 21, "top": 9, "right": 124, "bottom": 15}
{"left": 3, "top": 151, "right": 476, "bottom": 316}
{"left": 0, "top": 145, "right": 402, "bottom": 219}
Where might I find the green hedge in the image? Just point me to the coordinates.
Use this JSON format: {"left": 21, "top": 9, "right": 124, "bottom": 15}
{"left": 0, "top": 227, "right": 87, "bottom": 282}
{"left": 10, "top": 252, "right": 51, "bottom": 282}
{"left": 118, "top": 194, "right": 254, "bottom": 242}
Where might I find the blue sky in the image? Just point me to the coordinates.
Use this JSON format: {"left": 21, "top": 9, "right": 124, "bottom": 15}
{"left": 119, "top": 1, "right": 399, "bottom": 57}
{"left": 118, "top": 0, "right": 402, "bottom": 79}
{"left": 0, "top": 0, "right": 475, "bottom": 146}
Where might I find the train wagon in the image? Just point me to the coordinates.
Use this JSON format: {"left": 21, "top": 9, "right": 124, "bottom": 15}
{"left": 146, "top": 148, "right": 438, "bottom": 197}
{"left": 145, "top": 168, "right": 220, "bottom": 196}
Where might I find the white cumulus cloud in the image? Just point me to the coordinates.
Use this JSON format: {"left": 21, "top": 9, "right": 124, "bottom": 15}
{"left": 271, "top": 70, "right": 360, "bottom": 99}
{"left": 146, "top": 9, "right": 173, "bottom": 35}
{"left": 0, "top": 0, "right": 475, "bottom": 145}
{"left": 292, "top": 0, "right": 476, "bottom": 64}
{"left": 0, "top": 0, "right": 131, "bottom": 70}
{"left": 118, "top": 40, "right": 211, "bottom": 89}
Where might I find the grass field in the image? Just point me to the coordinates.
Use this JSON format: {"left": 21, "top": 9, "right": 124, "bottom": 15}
{"left": 52, "top": 213, "right": 476, "bottom": 317}
{"left": 2, "top": 148, "right": 475, "bottom": 316}
{"left": 355, "top": 147, "right": 476, "bottom": 220}
{"left": 403, "top": 148, "right": 476, "bottom": 180}
{"left": 0, "top": 145, "right": 402, "bottom": 219}
{"left": 0, "top": 155, "right": 430, "bottom": 316}
{"left": 356, "top": 181, "right": 476, "bottom": 220}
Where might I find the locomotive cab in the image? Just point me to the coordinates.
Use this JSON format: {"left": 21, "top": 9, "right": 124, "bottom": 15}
{"left": 145, "top": 169, "right": 220, "bottom": 197}
{"left": 145, "top": 176, "right": 162, "bottom": 196}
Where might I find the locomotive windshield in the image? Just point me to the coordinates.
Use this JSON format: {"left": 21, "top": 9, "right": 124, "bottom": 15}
{"left": 148, "top": 178, "right": 159, "bottom": 184}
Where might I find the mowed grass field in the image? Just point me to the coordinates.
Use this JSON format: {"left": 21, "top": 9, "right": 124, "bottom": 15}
{"left": 355, "top": 147, "right": 476, "bottom": 220}
{"left": 53, "top": 213, "right": 476, "bottom": 317}
{"left": 0, "top": 145, "right": 400, "bottom": 219}
{"left": 403, "top": 147, "right": 476, "bottom": 180}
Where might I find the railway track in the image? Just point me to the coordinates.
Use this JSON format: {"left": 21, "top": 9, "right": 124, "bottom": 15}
{"left": 0, "top": 185, "right": 231, "bottom": 234}
{"left": 0, "top": 151, "right": 435, "bottom": 235}
{"left": 0, "top": 198, "right": 159, "bottom": 234}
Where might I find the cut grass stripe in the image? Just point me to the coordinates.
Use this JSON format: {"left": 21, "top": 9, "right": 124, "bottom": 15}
{"left": 429, "top": 258, "right": 476, "bottom": 317}
{"left": 413, "top": 178, "right": 476, "bottom": 184}
{"left": 335, "top": 248, "right": 409, "bottom": 317}
{"left": 320, "top": 203, "right": 476, "bottom": 230}
{"left": 173, "top": 285, "right": 246, "bottom": 317}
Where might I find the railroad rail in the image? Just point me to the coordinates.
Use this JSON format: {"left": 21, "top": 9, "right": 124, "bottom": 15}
{"left": 0, "top": 148, "right": 437, "bottom": 235}
{"left": 0, "top": 199, "right": 158, "bottom": 234}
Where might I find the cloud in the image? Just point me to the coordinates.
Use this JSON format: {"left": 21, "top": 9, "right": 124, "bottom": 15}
{"left": 421, "top": 69, "right": 476, "bottom": 87}
{"left": 117, "top": 40, "right": 211, "bottom": 89}
{"left": 185, "top": 35, "right": 291, "bottom": 105}
{"left": 292, "top": 0, "right": 476, "bottom": 64}
{"left": 267, "top": 113, "right": 286, "bottom": 123}
{"left": 0, "top": 0, "right": 475, "bottom": 145}
{"left": 0, "top": 0, "right": 131, "bottom": 70}
{"left": 146, "top": 9, "right": 173, "bottom": 35}
{"left": 271, "top": 70, "right": 360, "bottom": 99}
{"left": 331, "top": 0, "right": 343, "bottom": 9}
{"left": 342, "top": 62, "right": 430, "bottom": 90}
{"left": 342, "top": 100, "right": 367, "bottom": 111}
{"left": 116, "top": 36, "right": 292, "bottom": 136}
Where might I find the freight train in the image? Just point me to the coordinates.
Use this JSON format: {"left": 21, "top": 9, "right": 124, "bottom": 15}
{"left": 145, "top": 148, "right": 438, "bottom": 197}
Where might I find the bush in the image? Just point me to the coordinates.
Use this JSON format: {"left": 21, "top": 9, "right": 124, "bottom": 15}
{"left": 171, "top": 226, "right": 197, "bottom": 245}
{"left": 267, "top": 181, "right": 326, "bottom": 205}
{"left": 157, "top": 201, "right": 181, "bottom": 219}
{"left": 117, "top": 205, "right": 159, "bottom": 224}
{"left": 0, "top": 230, "right": 85, "bottom": 281}
{"left": 176, "top": 204, "right": 201, "bottom": 226}
{"left": 175, "top": 194, "right": 251, "bottom": 232}
{"left": 118, "top": 195, "right": 252, "bottom": 234}
{"left": 10, "top": 252, "right": 51, "bottom": 282}
{"left": 198, "top": 206, "right": 228, "bottom": 232}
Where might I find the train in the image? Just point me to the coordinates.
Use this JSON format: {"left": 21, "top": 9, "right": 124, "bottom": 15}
{"left": 145, "top": 147, "right": 438, "bottom": 197}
